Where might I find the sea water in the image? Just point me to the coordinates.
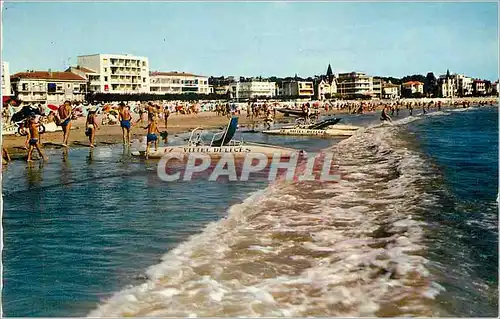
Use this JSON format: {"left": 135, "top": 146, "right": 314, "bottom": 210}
{"left": 2, "top": 106, "right": 498, "bottom": 317}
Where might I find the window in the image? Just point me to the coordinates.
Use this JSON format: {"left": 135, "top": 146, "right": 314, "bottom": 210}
{"left": 22, "top": 83, "right": 29, "bottom": 91}
{"left": 67, "top": 84, "right": 71, "bottom": 88}
{"left": 104, "top": 76, "right": 108, "bottom": 82}
{"left": 104, "top": 68, "right": 107, "bottom": 72}
{"left": 47, "top": 83, "right": 56, "bottom": 92}
{"left": 103, "top": 58, "right": 108, "bottom": 64}
{"left": 142, "top": 61, "right": 146, "bottom": 67}
{"left": 143, "top": 77, "right": 146, "bottom": 83}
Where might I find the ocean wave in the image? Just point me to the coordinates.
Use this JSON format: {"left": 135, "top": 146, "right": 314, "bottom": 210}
{"left": 89, "top": 121, "right": 445, "bottom": 317}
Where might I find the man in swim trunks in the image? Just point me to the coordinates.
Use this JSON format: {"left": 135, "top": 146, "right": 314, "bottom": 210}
{"left": 26, "top": 114, "right": 47, "bottom": 161}
{"left": 58, "top": 100, "right": 73, "bottom": 147}
{"left": 143, "top": 116, "right": 160, "bottom": 159}
{"left": 118, "top": 102, "right": 133, "bottom": 145}
{"left": 380, "top": 105, "right": 392, "bottom": 122}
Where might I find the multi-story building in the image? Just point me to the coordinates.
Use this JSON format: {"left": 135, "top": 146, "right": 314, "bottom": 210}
{"left": 401, "top": 81, "right": 424, "bottom": 97}
{"left": 77, "top": 54, "right": 150, "bottom": 94}
{"left": 453, "top": 74, "right": 473, "bottom": 96}
{"left": 314, "top": 76, "right": 337, "bottom": 100}
{"left": 235, "top": 80, "right": 276, "bottom": 99}
{"left": 382, "top": 82, "right": 400, "bottom": 99}
{"left": 281, "top": 80, "right": 314, "bottom": 98}
{"left": 2, "top": 62, "right": 12, "bottom": 97}
{"left": 337, "top": 72, "right": 373, "bottom": 98}
{"left": 439, "top": 70, "right": 456, "bottom": 98}
{"left": 372, "top": 77, "right": 383, "bottom": 99}
{"left": 10, "top": 70, "right": 87, "bottom": 105}
{"left": 149, "top": 71, "right": 210, "bottom": 95}
{"left": 472, "top": 80, "right": 486, "bottom": 96}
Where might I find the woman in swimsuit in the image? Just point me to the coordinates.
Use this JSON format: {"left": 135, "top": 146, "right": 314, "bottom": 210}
{"left": 85, "top": 108, "right": 99, "bottom": 147}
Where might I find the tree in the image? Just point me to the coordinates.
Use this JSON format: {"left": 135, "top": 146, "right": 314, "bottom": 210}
{"left": 424, "top": 72, "right": 438, "bottom": 97}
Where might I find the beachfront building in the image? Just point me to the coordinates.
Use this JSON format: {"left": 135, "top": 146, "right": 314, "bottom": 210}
{"left": 438, "top": 70, "right": 456, "bottom": 98}
{"left": 76, "top": 54, "right": 150, "bottom": 94}
{"left": 372, "top": 77, "right": 383, "bottom": 99}
{"left": 235, "top": 79, "right": 276, "bottom": 99}
{"left": 337, "top": 72, "right": 373, "bottom": 99}
{"left": 281, "top": 80, "right": 314, "bottom": 98}
{"left": 401, "top": 81, "right": 424, "bottom": 97}
{"left": 382, "top": 82, "right": 400, "bottom": 99}
{"left": 149, "top": 71, "right": 210, "bottom": 95}
{"left": 472, "top": 80, "right": 486, "bottom": 96}
{"left": 453, "top": 74, "right": 473, "bottom": 97}
{"left": 2, "top": 62, "right": 12, "bottom": 97}
{"left": 10, "top": 70, "right": 87, "bottom": 105}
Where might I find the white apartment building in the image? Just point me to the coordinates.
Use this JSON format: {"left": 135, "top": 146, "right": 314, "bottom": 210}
{"left": 453, "top": 74, "right": 473, "bottom": 96}
{"left": 383, "top": 82, "right": 400, "bottom": 99}
{"left": 77, "top": 54, "right": 150, "bottom": 94}
{"left": 10, "top": 71, "right": 87, "bottom": 104}
{"left": 236, "top": 80, "right": 276, "bottom": 99}
{"left": 372, "top": 77, "right": 383, "bottom": 98}
{"left": 337, "top": 72, "right": 373, "bottom": 98}
{"left": 2, "top": 62, "right": 12, "bottom": 96}
{"left": 281, "top": 80, "right": 314, "bottom": 98}
{"left": 149, "top": 71, "right": 210, "bottom": 95}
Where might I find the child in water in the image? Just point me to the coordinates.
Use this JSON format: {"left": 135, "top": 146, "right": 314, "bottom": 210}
{"left": 26, "top": 114, "right": 47, "bottom": 162}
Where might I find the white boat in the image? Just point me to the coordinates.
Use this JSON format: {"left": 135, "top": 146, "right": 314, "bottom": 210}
{"left": 263, "top": 118, "right": 361, "bottom": 137}
{"left": 131, "top": 117, "right": 303, "bottom": 159}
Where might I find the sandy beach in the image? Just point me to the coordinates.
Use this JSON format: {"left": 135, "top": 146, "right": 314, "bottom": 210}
{"left": 2, "top": 111, "right": 289, "bottom": 159}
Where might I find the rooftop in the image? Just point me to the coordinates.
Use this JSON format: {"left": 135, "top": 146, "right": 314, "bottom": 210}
{"left": 67, "top": 66, "right": 98, "bottom": 74}
{"left": 150, "top": 71, "right": 207, "bottom": 78}
{"left": 11, "top": 71, "right": 86, "bottom": 81}
{"left": 402, "top": 81, "right": 424, "bottom": 86}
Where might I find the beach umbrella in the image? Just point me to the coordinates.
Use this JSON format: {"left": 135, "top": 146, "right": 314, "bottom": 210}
{"left": 47, "top": 104, "right": 59, "bottom": 111}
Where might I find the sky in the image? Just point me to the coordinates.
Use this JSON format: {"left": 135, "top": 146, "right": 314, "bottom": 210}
{"left": 1, "top": 1, "right": 499, "bottom": 80}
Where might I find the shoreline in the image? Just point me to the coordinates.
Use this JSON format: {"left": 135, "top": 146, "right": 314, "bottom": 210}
{"left": 2, "top": 99, "right": 496, "bottom": 161}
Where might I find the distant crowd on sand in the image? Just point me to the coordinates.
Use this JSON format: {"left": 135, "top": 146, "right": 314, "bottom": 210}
{"left": 1, "top": 96, "right": 497, "bottom": 164}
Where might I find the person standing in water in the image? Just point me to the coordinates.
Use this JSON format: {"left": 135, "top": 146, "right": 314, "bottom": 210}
{"left": 118, "top": 102, "right": 133, "bottom": 145}
{"left": 26, "top": 114, "right": 47, "bottom": 162}
{"left": 380, "top": 105, "right": 392, "bottom": 122}
{"left": 58, "top": 100, "right": 73, "bottom": 147}
{"left": 85, "top": 107, "right": 99, "bottom": 148}
{"left": 143, "top": 116, "right": 160, "bottom": 159}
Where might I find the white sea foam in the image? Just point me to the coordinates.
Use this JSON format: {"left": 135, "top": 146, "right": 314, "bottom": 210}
{"left": 89, "top": 119, "right": 446, "bottom": 317}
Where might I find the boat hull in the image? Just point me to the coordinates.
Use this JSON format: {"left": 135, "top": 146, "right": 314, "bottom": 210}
{"left": 263, "top": 127, "right": 359, "bottom": 137}
{"left": 131, "top": 143, "right": 301, "bottom": 159}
